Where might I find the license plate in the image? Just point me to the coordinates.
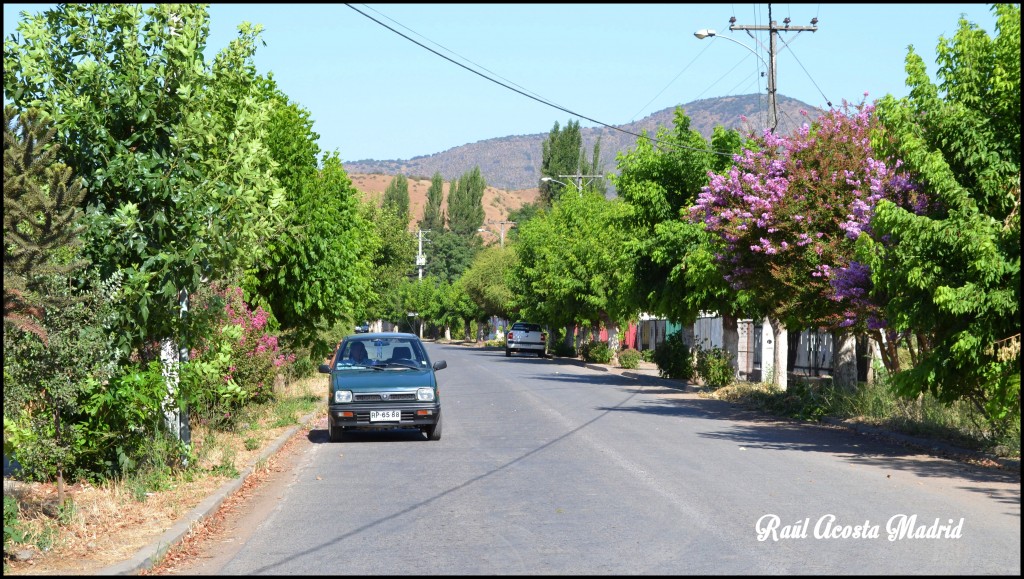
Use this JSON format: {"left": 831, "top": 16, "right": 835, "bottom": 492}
{"left": 370, "top": 410, "right": 401, "bottom": 422}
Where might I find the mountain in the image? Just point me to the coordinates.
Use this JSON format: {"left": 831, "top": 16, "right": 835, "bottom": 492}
{"left": 342, "top": 93, "right": 823, "bottom": 192}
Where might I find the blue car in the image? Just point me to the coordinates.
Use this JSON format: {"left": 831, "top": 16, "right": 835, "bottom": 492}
{"left": 319, "top": 332, "right": 447, "bottom": 442}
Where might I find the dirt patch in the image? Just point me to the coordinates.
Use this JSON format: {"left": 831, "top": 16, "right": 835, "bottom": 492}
{"left": 348, "top": 173, "right": 540, "bottom": 239}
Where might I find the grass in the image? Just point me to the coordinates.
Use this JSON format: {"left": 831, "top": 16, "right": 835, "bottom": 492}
{"left": 703, "top": 375, "right": 1021, "bottom": 459}
{"left": 2, "top": 374, "right": 325, "bottom": 576}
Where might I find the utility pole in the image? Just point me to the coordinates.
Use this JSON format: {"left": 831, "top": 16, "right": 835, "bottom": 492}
{"left": 555, "top": 173, "right": 605, "bottom": 196}
{"left": 487, "top": 219, "right": 517, "bottom": 248}
{"left": 416, "top": 228, "right": 428, "bottom": 280}
{"left": 728, "top": 4, "right": 818, "bottom": 132}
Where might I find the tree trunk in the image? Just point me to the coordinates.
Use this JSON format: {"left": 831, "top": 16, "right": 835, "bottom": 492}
{"left": 763, "top": 317, "right": 788, "bottom": 391}
{"left": 832, "top": 329, "right": 858, "bottom": 392}
{"left": 564, "top": 324, "right": 575, "bottom": 354}
{"left": 607, "top": 323, "right": 620, "bottom": 352}
{"left": 722, "top": 314, "right": 739, "bottom": 380}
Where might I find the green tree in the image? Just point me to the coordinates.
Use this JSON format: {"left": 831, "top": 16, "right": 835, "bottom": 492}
{"left": 865, "top": 3, "right": 1020, "bottom": 426}
{"left": 419, "top": 171, "right": 446, "bottom": 232}
{"left": 424, "top": 229, "right": 480, "bottom": 285}
{"left": 362, "top": 202, "right": 417, "bottom": 329}
{"left": 539, "top": 119, "right": 606, "bottom": 204}
{"left": 460, "top": 244, "right": 518, "bottom": 322}
{"left": 613, "top": 110, "right": 750, "bottom": 325}
{"left": 4, "top": 105, "right": 120, "bottom": 489}
{"left": 509, "top": 190, "right": 633, "bottom": 348}
{"left": 252, "top": 149, "right": 375, "bottom": 357}
{"left": 447, "top": 166, "right": 486, "bottom": 236}
{"left": 383, "top": 174, "right": 411, "bottom": 226}
{"left": 3, "top": 4, "right": 285, "bottom": 358}
{"left": 4, "top": 106, "right": 87, "bottom": 344}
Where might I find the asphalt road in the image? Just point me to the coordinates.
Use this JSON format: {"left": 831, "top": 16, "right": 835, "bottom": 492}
{"left": 163, "top": 342, "right": 1021, "bottom": 575}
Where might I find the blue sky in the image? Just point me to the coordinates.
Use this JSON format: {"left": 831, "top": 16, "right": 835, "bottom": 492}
{"left": 3, "top": 3, "right": 1002, "bottom": 162}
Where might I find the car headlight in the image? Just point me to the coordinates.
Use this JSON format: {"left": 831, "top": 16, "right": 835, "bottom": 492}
{"left": 416, "top": 387, "right": 435, "bottom": 402}
{"left": 333, "top": 390, "right": 353, "bottom": 403}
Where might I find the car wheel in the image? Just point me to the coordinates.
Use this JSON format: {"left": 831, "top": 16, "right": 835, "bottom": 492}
{"left": 505, "top": 349, "right": 511, "bottom": 357}
{"left": 328, "top": 418, "right": 345, "bottom": 443}
{"left": 424, "top": 413, "right": 443, "bottom": 441}
{"left": 538, "top": 351, "right": 545, "bottom": 358}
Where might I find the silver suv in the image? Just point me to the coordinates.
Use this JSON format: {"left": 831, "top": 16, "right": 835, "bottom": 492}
{"left": 505, "top": 322, "right": 547, "bottom": 357}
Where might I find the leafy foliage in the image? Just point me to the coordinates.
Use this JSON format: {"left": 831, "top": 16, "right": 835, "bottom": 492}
{"left": 693, "top": 102, "right": 921, "bottom": 338}
{"left": 865, "top": 3, "right": 1020, "bottom": 428}
{"left": 580, "top": 340, "right": 614, "bottom": 364}
{"left": 459, "top": 245, "right": 518, "bottom": 321}
{"left": 424, "top": 229, "right": 481, "bottom": 285}
{"left": 3, "top": 4, "right": 286, "bottom": 358}
{"left": 652, "top": 331, "right": 694, "bottom": 380}
{"left": 617, "top": 347, "right": 642, "bottom": 369}
{"left": 419, "top": 171, "right": 446, "bottom": 232}
{"left": 250, "top": 150, "right": 374, "bottom": 354}
{"left": 539, "top": 119, "right": 606, "bottom": 203}
{"left": 509, "top": 190, "right": 633, "bottom": 334}
{"left": 383, "top": 173, "right": 411, "bottom": 225}
{"left": 613, "top": 109, "right": 751, "bottom": 325}
{"left": 695, "top": 346, "right": 735, "bottom": 390}
{"left": 447, "top": 166, "right": 486, "bottom": 236}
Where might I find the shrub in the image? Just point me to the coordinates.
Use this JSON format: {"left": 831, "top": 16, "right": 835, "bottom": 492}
{"left": 652, "top": 332, "right": 694, "bottom": 380}
{"left": 551, "top": 339, "right": 577, "bottom": 358}
{"left": 581, "top": 340, "right": 615, "bottom": 364}
{"left": 640, "top": 349, "right": 656, "bottom": 363}
{"left": 695, "top": 346, "right": 735, "bottom": 390}
{"left": 617, "top": 348, "right": 642, "bottom": 369}
{"left": 4, "top": 495, "right": 26, "bottom": 565}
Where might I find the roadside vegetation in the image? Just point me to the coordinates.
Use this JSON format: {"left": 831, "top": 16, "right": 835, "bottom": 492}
{"left": 3, "top": 3, "right": 1018, "bottom": 574}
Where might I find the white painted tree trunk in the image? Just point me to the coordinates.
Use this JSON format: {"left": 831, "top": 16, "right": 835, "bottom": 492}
{"left": 607, "top": 324, "right": 620, "bottom": 352}
{"left": 161, "top": 338, "right": 181, "bottom": 440}
{"left": 762, "top": 317, "right": 788, "bottom": 391}
{"left": 722, "top": 314, "right": 739, "bottom": 380}
{"left": 833, "top": 330, "right": 858, "bottom": 391}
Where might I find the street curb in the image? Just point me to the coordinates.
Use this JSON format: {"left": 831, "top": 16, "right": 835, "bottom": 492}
{"left": 97, "top": 411, "right": 321, "bottom": 576}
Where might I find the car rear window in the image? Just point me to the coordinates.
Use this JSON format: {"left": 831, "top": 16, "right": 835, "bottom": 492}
{"left": 512, "top": 323, "right": 542, "bottom": 332}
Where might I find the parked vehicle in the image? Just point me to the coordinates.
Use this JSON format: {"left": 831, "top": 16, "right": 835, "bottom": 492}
{"left": 354, "top": 322, "right": 370, "bottom": 333}
{"left": 318, "top": 332, "right": 447, "bottom": 442}
{"left": 506, "top": 322, "right": 547, "bottom": 357}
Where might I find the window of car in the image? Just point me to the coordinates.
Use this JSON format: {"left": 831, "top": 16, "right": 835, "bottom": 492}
{"left": 512, "top": 323, "right": 542, "bottom": 332}
{"left": 333, "top": 337, "right": 428, "bottom": 369}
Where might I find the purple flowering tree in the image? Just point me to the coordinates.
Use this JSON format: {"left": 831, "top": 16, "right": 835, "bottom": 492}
{"left": 691, "top": 100, "right": 922, "bottom": 389}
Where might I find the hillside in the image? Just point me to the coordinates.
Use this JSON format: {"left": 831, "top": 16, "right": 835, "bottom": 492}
{"left": 348, "top": 173, "right": 540, "bottom": 234}
{"left": 343, "top": 93, "right": 822, "bottom": 192}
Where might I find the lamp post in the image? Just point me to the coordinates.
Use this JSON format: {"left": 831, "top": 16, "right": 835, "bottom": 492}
{"left": 693, "top": 28, "right": 776, "bottom": 131}
{"left": 541, "top": 175, "right": 601, "bottom": 198}
{"left": 695, "top": 8, "right": 817, "bottom": 133}
{"left": 478, "top": 219, "right": 516, "bottom": 247}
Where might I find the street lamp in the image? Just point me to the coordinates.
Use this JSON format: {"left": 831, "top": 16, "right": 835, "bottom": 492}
{"left": 696, "top": 12, "right": 818, "bottom": 134}
{"left": 478, "top": 219, "right": 516, "bottom": 248}
{"left": 694, "top": 28, "right": 776, "bottom": 131}
{"left": 541, "top": 176, "right": 575, "bottom": 199}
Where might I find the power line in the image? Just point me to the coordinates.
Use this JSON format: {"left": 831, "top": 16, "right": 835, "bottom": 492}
{"left": 345, "top": 3, "right": 736, "bottom": 158}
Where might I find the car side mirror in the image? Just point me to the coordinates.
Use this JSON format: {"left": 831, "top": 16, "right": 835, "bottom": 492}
{"left": 318, "top": 364, "right": 331, "bottom": 374}
{"left": 432, "top": 360, "right": 447, "bottom": 371}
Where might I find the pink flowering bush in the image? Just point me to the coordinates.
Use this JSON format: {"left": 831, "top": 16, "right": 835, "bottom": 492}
{"left": 691, "top": 100, "right": 927, "bottom": 335}
{"left": 217, "top": 285, "right": 294, "bottom": 403}
{"left": 184, "top": 283, "right": 295, "bottom": 420}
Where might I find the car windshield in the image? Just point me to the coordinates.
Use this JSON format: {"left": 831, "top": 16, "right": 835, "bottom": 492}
{"left": 333, "top": 337, "right": 428, "bottom": 370}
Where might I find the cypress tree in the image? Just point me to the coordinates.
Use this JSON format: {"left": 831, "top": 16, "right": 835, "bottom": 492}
{"left": 420, "top": 171, "right": 445, "bottom": 232}
{"left": 382, "top": 173, "right": 410, "bottom": 225}
{"left": 447, "top": 166, "right": 486, "bottom": 236}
